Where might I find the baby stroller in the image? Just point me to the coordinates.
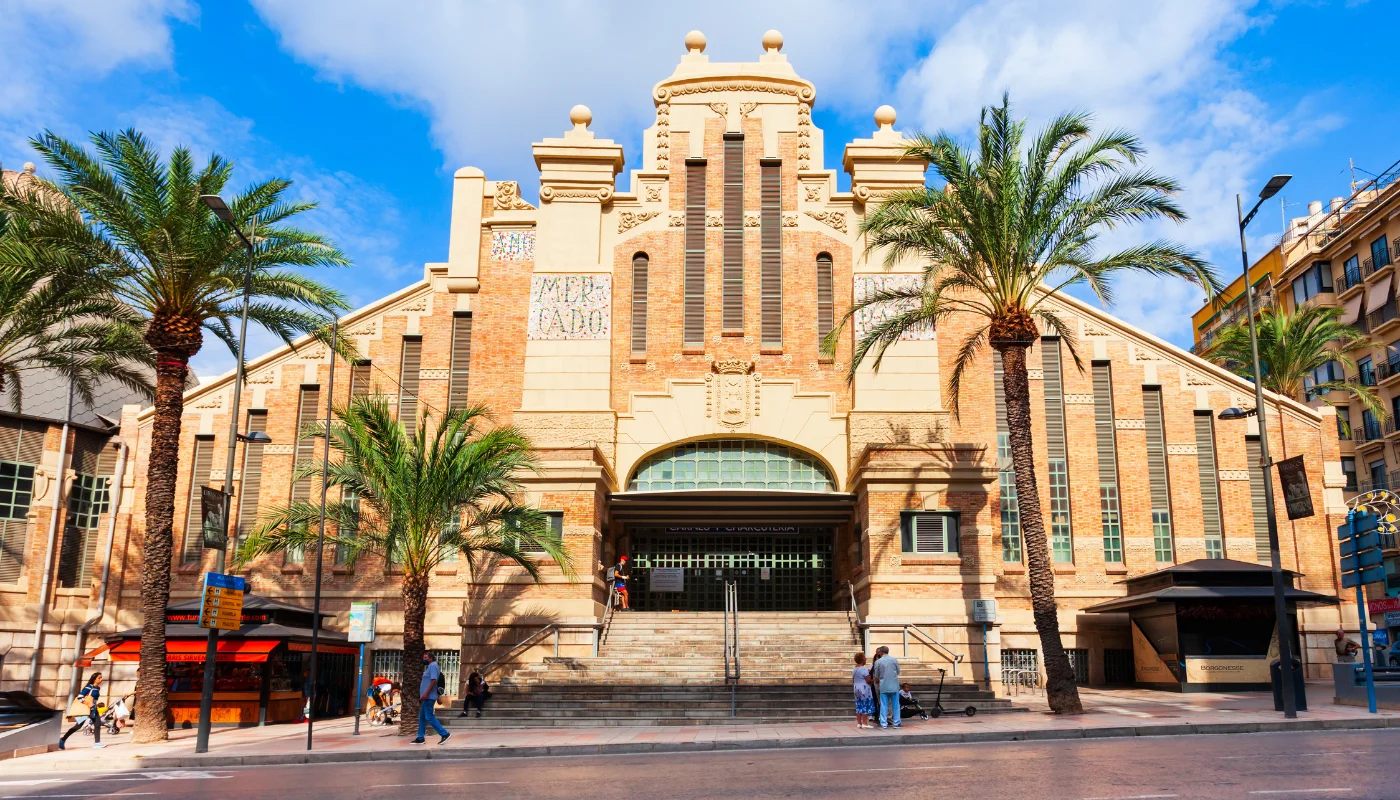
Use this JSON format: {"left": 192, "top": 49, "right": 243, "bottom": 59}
{"left": 75, "top": 693, "right": 130, "bottom": 739}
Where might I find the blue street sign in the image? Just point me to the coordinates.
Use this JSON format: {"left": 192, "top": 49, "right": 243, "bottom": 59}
{"left": 1362, "top": 565, "right": 1386, "bottom": 585}
{"left": 1340, "top": 512, "right": 1380, "bottom": 539}
{"left": 1342, "top": 549, "right": 1386, "bottom": 574}
{"left": 204, "top": 572, "right": 247, "bottom": 592}
{"left": 1344, "top": 571, "right": 1360, "bottom": 589}
{"left": 1341, "top": 531, "right": 1382, "bottom": 556}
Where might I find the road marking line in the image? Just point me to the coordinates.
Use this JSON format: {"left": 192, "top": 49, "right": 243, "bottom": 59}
{"left": 1248, "top": 790, "right": 1353, "bottom": 795}
{"left": 0, "top": 781, "right": 62, "bottom": 787}
{"left": 1081, "top": 795, "right": 1178, "bottom": 800}
{"left": 1221, "top": 753, "right": 1348, "bottom": 760}
{"left": 2, "top": 795, "right": 155, "bottom": 799}
{"left": 371, "top": 782, "right": 509, "bottom": 787}
{"left": 812, "top": 765, "right": 967, "bottom": 773}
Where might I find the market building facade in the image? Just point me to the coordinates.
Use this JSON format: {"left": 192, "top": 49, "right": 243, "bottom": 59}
{"left": 5, "top": 32, "right": 1361, "bottom": 710}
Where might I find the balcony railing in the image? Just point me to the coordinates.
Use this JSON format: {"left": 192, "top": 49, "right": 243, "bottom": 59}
{"left": 1369, "top": 300, "right": 1400, "bottom": 331}
{"left": 1341, "top": 266, "right": 1365, "bottom": 292}
{"left": 1353, "top": 368, "right": 1378, "bottom": 387}
{"left": 1355, "top": 420, "right": 1384, "bottom": 444}
{"left": 1379, "top": 357, "right": 1400, "bottom": 383}
{"left": 1358, "top": 471, "right": 1396, "bottom": 493}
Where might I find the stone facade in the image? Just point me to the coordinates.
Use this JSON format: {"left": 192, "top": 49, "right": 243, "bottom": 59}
{"left": 9, "top": 31, "right": 1357, "bottom": 704}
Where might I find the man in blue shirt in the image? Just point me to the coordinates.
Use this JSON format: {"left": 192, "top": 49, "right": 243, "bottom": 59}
{"left": 872, "top": 646, "right": 901, "bottom": 729}
{"left": 413, "top": 651, "right": 451, "bottom": 745}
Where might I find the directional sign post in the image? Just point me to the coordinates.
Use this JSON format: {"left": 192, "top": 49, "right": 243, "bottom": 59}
{"left": 1338, "top": 511, "right": 1383, "bottom": 713}
{"left": 198, "top": 572, "right": 246, "bottom": 632}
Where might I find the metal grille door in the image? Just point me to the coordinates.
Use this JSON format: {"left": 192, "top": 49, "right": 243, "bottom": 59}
{"left": 629, "top": 528, "right": 833, "bottom": 611}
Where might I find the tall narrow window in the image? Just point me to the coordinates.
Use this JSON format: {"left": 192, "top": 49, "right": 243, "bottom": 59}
{"left": 684, "top": 159, "right": 706, "bottom": 347}
{"left": 236, "top": 411, "right": 268, "bottom": 549}
{"left": 57, "top": 436, "right": 115, "bottom": 588}
{"left": 1195, "top": 412, "right": 1224, "bottom": 558}
{"left": 994, "top": 351, "right": 1021, "bottom": 562}
{"left": 398, "top": 336, "right": 422, "bottom": 436}
{"left": 350, "top": 361, "right": 373, "bottom": 399}
{"left": 722, "top": 134, "right": 744, "bottom": 332}
{"left": 1092, "top": 362, "right": 1123, "bottom": 564}
{"left": 816, "top": 253, "right": 834, "bottom": 353}
{"left": 630, "top": 253, "right": 648, "bottom": 355}
{"left": 448, "top": 313, "right": 473, "bottom": 411}
{"left": 1143, "top": 386, "right": 1173, "bottom": 562}
{"left": 1042, "top": 339, "right": 1072, "bottom": 563}
{"left": 760, "top": 158, "right": 782, "bottom": 347}
{"left": 336, "top": 489, "right": 359, "bottom": 565}
{"left": 181, "top": 435, "right": 215, "bottom": 563}
{"left": 0, "top": 418, "right": 44, "bottom": 582}
{"left": 288, "top": 385, "right": 322, "bottom": 564}
{"left": 1247, "top": 436, "right": 1270, "bottom": 561}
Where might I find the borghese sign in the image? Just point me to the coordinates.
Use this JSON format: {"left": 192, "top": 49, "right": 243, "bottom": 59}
{"left": 528, "top": 274, "right": 612, "bottom": 340}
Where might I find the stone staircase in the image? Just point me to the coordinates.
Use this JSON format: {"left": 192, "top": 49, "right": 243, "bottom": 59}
{"left": 445, "top": 611, "right": 1022, "bottom": 727}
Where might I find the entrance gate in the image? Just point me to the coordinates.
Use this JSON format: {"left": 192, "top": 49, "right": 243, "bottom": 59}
{"left": 629, "top": 527, "right": 833, "bottom": 612}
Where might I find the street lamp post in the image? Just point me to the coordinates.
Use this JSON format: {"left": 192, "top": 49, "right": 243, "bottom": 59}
{"left": 194, "top": 194, "right": 264, "bottom": 753}
{"left": 1227, "top": 174, "right": 1300, "bottom": 718}
{"left": 307, "top": 316, "right": 338, "bottom": 751}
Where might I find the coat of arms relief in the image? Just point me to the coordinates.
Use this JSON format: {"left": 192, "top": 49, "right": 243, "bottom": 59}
{"left": 705, "top": 360, "right": 760, "bottom": 428}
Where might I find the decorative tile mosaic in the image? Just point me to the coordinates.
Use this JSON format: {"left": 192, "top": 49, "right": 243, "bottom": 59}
{"left": 527, "top": 274, "right": 612, "bottom": 340}
{"left": 491, "top": 229, "right": 535, "bottom": 261}
{"left": 854, "top": 274, "right": 936, "bottom": 341}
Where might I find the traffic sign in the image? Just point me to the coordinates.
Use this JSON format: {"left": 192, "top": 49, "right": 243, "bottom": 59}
{"left": 1342, "top": 549, "right": 1386, "bottom": 574}
{"left": 1343, "top": 566, "right": 1387, "bottom": 590}
{"left": 1339, "top": 512, "right": 1379, "bottom": 538}
{"left": 1341, "top": 531, "right": 1382, "bottom": 557}
{"left": 198, "top": 572, "right": 246, "bottom": 631}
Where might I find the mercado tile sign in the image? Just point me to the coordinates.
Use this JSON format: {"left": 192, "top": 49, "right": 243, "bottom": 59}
{"left": 528, "top": 274, "right": 612, "bottom": 340}
{"left": 854, "top": 274, "right": 936, "bottom": 341}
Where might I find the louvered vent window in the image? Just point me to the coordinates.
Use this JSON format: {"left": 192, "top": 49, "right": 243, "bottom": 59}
{"left": 0, "top": 418, "right": 43, "bottom": 582}
{"left": 684, "top": 159, "right": 707, "bottom": 347}
{"left": 760, "top": 158, "right": 782, "bottom": 347}
{"left": 1195, "top": 412, "right": 1225, "bottom": 558}
{"left": 448, "top": 314, "right": 473, "bottom": 411}
{"left": 1092, "top": 362, "right": 1123, "bottom": 563}
{"left": 630, "top": 253, "right": 649, "bottom": 355}
{"left": 236, "top": 411, "right": 268, "bottom": 548}
{"left": 181, "top": 435, "right": 215, "bottom": 563}
{"left": 57, "top": 436, "right": 116, "bottom": 588}
{"left": 288, "top": 385, "right": 322, "bottom": 564}
{"left": 350, "top": 361, "right": 373, "bottom": 399}
{"left": 398, "top": 336, "right": 422, "bottom": 435}
{"left": 900, "top": 511, "right": 959, "bottom": 555}
{"left": 1143, "top": 386, "right": 1173, "bottom": 562}
{"left": 1042, "top": 339, "right": 1073, "bottom": 563}
{"left": 994, "top": 351, "right": 1021, "bottom": 562}
{"left": 816, "top": 253, "right": 834, "bottom": 354}
{"left": 1247, "top": 437, "right": 1270, "bottom": 562}
{"left": 722, "top": 135, "right": 744, "bottom": 332}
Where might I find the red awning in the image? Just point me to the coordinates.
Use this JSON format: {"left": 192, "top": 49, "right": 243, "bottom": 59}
{"left": 107, "top": 639, "right": 280, "bottom": 663}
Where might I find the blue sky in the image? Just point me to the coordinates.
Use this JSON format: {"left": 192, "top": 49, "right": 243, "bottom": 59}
{"left": 3, "top": 0, "right": 1396, "bottom": 379}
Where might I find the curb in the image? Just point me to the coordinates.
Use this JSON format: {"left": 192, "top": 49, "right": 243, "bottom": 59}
{"left": 119, "top": 716, "right": 1400, "bottom": 770}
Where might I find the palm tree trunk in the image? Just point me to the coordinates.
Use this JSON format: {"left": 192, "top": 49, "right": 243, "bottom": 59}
{"left": 398, "top": 569, "right": 430, "bottom": 736}
{"left": 132, "top": 356, "right": 189, "bottom": 743}
{"left": 999, "top": 344, "right": 1083, "bottom": 714}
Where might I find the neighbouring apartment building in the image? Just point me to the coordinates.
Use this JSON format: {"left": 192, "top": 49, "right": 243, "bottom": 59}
{"left": 2, "top": 33, "right": 1359, "bottom": 709}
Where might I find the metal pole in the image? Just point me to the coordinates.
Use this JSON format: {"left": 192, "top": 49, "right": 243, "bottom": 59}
{"left": 28, "top": 383, "right": 74, "bottom": 695}
{"left": 981, "top": 623, "right": 990, "bottom": 691}
{"left": 353, "top": 642, "right": 365, "bottom": 735}
{"left": 307, "top": 317, "right": 338, "bottom": 751}
{"left": 67, "top": 442, "right": 128, "bottom": 708}
{"left": 195, "top": 217, "right": 256, "bottom": 754}
{"left": 1350, "top": 511, "right": 1378, "bottom": 713}
{"left": 1238, "top": 193, "right": 1299, "bottom": 718}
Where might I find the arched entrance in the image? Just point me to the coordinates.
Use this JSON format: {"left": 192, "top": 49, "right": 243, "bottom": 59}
{"left": 612, "top": 439, "right": 852, "bottom": 612}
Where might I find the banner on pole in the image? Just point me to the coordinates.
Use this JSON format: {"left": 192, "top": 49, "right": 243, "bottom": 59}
{"left": 1276, "top": 455, "right": 1314, "bottom": 520}
{"left": 348, "top": 601, "right": 378, "bottom": 643}
{"left": 200, "top": 486, "right": 230, "bottom": 551}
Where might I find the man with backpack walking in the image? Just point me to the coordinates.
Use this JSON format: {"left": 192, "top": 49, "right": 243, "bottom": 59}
{"left": 413, "top": 651, "right": 451, "bottom": 745}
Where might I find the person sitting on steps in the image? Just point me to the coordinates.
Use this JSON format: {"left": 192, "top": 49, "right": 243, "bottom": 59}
{"left": 898, "top": 682, "right": 929, "bottom": 721}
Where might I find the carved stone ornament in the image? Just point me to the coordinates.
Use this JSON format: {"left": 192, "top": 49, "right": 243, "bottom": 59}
{"left": 782, "top": 214, "right": 798, "bottom": 227}
{"left": 804, "top": 185, "right": 822, "bottom": 202}
{"left": 739, "top": 102, "right": 758, "bottom": 118}
{"left": 744, "top": 213, "right": 760, "bottom": 227}
{"left": 669, "top": 213, "right": 685, "bottom": 227}
{"left": 655, "top": 102, "right": 670, "bottom": 171}
{"left": 708, "top": 102, "right": 729, "bottom": 117}
{"left": 645, "top": 185, "right": 662, "bottom": 203}
{"left": 347, "top": 321, "right": 377, "bottom": 337}
{"left": 804, "top": 210, "right": 847, "bottom": 233}
{"left": 493, "top": 180, "right": 536, "bottom": 211}
{"left": 618, "top": 211, "right": 661, "bottom": 233}
{"left": 1166, "top": 444, "right": 1198, "bottom": 455}
{"left": 709, "top": 360, "right": 755, "bottom": 428}
{"left": 540, "top": 186, "right": 613, "bottom": 203}
{"left": 1185, "top": 371, "right": 1212, "bottom": 386}
{"left": 706, "top": 213, "right": 722, "bottom": 228}
{"left": 1115, "top": 418, "right": 1147, "bottom": 430}
{"left": 1218, "top": 469, "right": 1252, "bottom": 481}
{"left": 653, "top": 80, "right": 816, "bottom": 104}
{"left": 796, "top": 103, "right": 812, "bottom": 170}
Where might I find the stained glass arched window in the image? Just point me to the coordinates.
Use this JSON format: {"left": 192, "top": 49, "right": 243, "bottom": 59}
{"left": 628, "top": 440, "right": 835, "bottom": 492}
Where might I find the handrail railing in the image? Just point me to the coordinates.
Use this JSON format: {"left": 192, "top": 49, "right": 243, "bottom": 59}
{"left": 595, "top": 580, "right": 617, "bottom": 657}
{"left": 723, "top": 580, "right": 740, "bottom": 716}
{"left": 846, "top": 582, "right": 869, "bottom": 652}
{"left": 859, "top": 622, "right": 964, "bottom": 677}
{"left": 476, "top": 621, "right": 602, "bottom": 680}
{"left": 1002, "top": 667, "right": 1043, "bottom": 696}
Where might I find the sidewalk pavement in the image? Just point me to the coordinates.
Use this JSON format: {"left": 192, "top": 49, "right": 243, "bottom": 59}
{"left": 8, "top": 683, "right": 1398, "bottom": 773}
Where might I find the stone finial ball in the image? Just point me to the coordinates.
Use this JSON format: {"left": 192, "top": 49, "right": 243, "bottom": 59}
{"left": 874, "top": 105, "right": 897, "bottom": 128}
{"left": 762, "top": 30, "right": 783, "bottom": 52}
{"left": 569, "top": 104, "right": 593, "bottom": 127}
{"left": 22, "top": 162, "right": 36, "bottom": 174}
{"left": 685, "top": 30, "right": 707, "bottom": 53}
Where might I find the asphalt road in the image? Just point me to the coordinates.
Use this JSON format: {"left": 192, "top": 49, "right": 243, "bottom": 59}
{"left": 2, "top": 729, "right": 1398, "bottom": 799}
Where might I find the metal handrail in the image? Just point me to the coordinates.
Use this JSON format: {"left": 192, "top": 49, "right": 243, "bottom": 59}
{"left": 477, "top": 621, "right": 602, "bottom": 679}
{"left": 860, "top": 622, "right": 964, "bottom": 677}
{"left": 1002, "top": 667, "right": 1043, "bottom": 696}
{"left": 846, "top": 582, "right": 869, "bottom": 652}
{"left": 595, "top": 581, "right": 617, "bottom": 657}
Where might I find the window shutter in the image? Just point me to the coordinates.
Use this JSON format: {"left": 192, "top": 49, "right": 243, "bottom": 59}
{"left": 722, "top": 135, "right": 744, "bottom": 331}
{"left": 1041, "top": 339, "right": 1066, "bottom": 460}
{"left": 398, "top": 337, "right": 422, "bottom": 435}
{"left": 915, "top": 514, "right": 946, "bottom": 553}
{"left": 71, "top": 432, "right": 104, "bottom": 476}
{"left": 291, "top": 386, "right": 321, "bottom": 504}
{"left": 1143, "top": 387, "right": 1170, "bottom": 511}
{"left": 816, "top": 253, "right": 834, "bottom": 349}
{"left": 684, "top": 159, "right": 707, "bottom": 347}
{"left": 0, "top": 417, "right": 45, "bottom": 464}
{"left": 448, "top": 314, "right": 473, "bottom": 411}
{"left": 630, "top": 254, "right": 649, "bottom": 355}
{"left": 1092, "top": 363, "right": 1118, "bottom": 484}
{"left": 1195, "top": 412, "right": 1224, "bottom": 558}
{"left": 1247, "top": 437, "right": 1270, "bottom": 561}
{"left": 236, "top": 411, "right": 268, "bottom": 546}
{"left": 760, "top": 159, "right": 782, "bottom": 347}
{"left": 350, "top": 361, "right": 372, "bottom": 399}
{"left": 181, "top": 436, "right": 215, "bottom": 563}
{"left": 902, "top": 512, "right": 958, "bottom": 554}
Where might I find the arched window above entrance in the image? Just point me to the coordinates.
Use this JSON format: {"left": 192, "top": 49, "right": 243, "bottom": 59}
{"left": 628, "top": 440, "right": 835, "bottom": 492}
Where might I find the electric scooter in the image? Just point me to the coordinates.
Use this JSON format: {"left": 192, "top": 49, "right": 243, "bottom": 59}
{"left": 928, "top": 668, "right": 977, "bottom": 718}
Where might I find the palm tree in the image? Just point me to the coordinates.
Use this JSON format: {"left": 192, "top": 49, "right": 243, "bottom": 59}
{"left": 237, "top": 397, "right": 569, "bottom": 735}
{"left": 834, "top": 96, "right": 1219, "bottom": 714}
{"left": 1204, "top": 303, "right": 1383, "bottom": 451}
{"left": 5, "top": 130, "right": 349, "bottom": 742}
{"left": 0, "top": 215, "right": 152, "bottom": 409}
